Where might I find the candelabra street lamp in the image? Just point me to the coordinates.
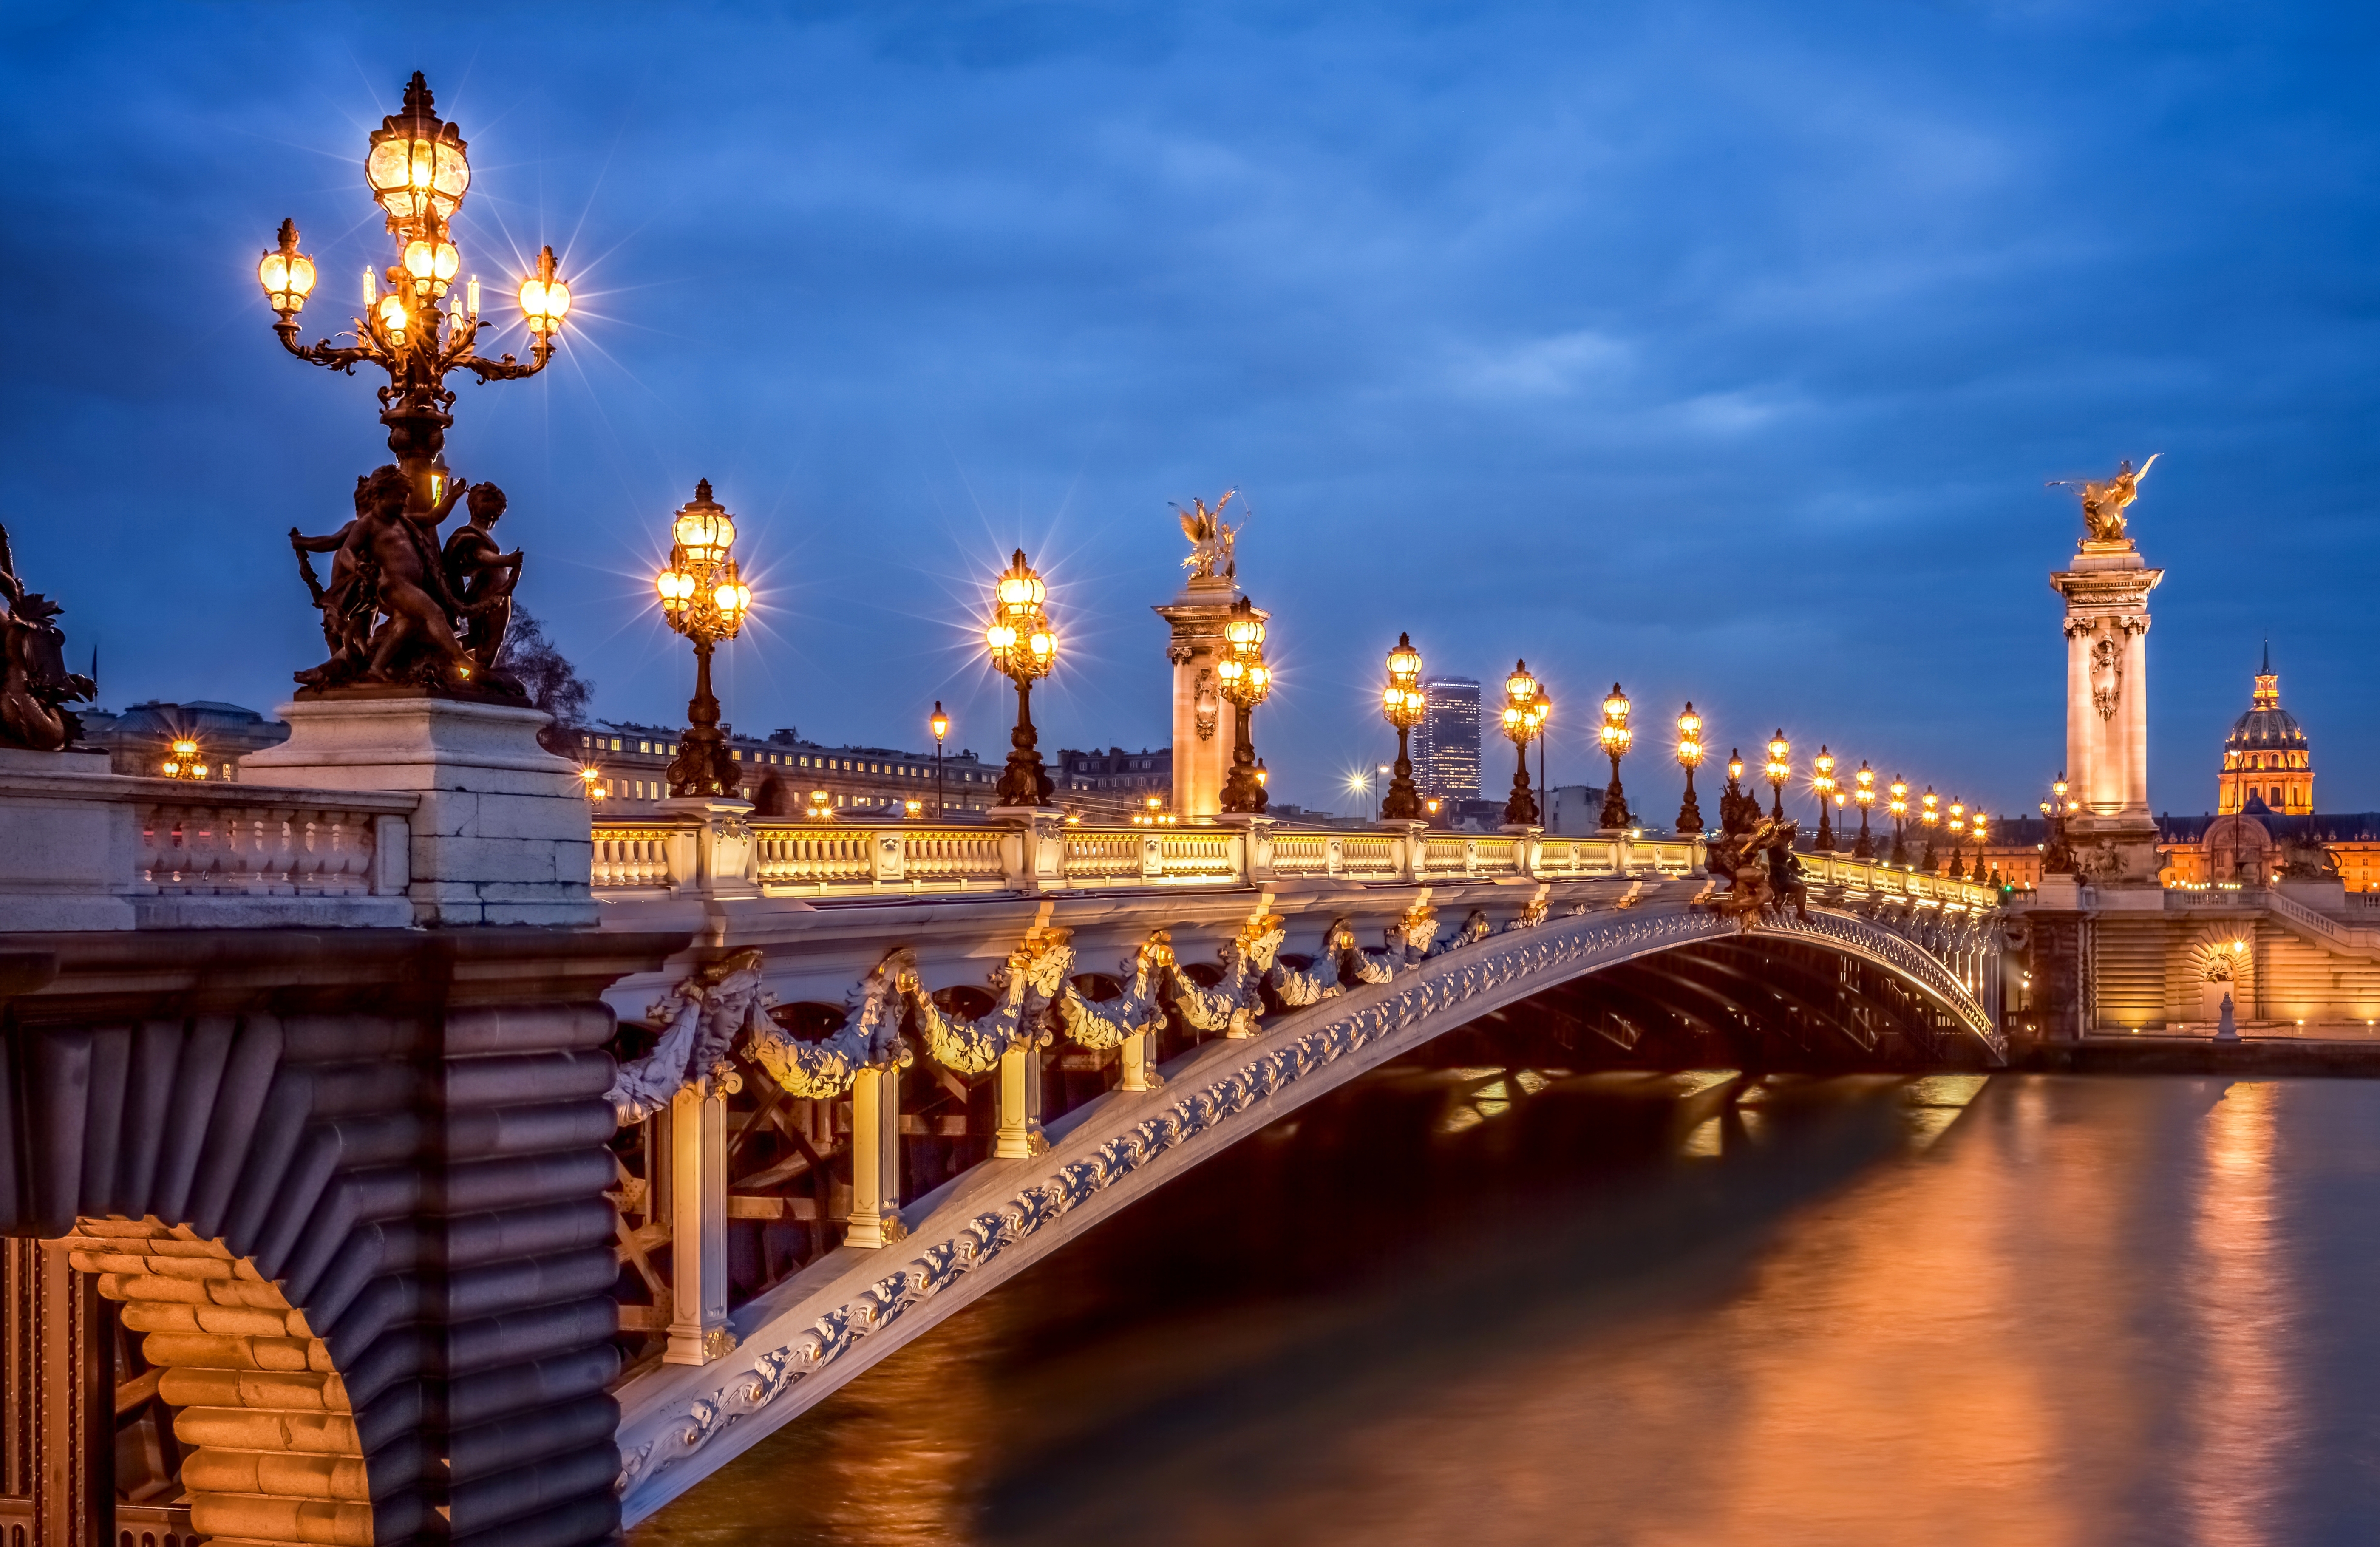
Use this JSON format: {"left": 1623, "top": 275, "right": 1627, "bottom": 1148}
{"left": 1971, "top": 810, "right": 1991, "bottom": 884}
{"left": 654, "top": 481, "right": 753, "bottom": 799}
{"left": 2040, "top": 773, "right": 2076, "bottom": 874}
{"left": 1598, "top": 683, "right": 1633, "bottom": 830}
{"left": 1765, "top": 731, "right": 1791, "bottom": 821}
{"left": 160, "top": 737, "right": 208, "bottom": 781}
{"left": 1811, "top": 745, "right": 1838, "bottom": 851}
{"left": 1919, "top": 787, "right": 1941, "bottom": 873}
{"left": 930, "top": 703, "right": 949, "bottom": 818}
{"left": 1888, "top": 776, "right": 1910, "bottom": 867}
{"left": 1674, "top": 703, "right": 1705, "bottom": 836}
{"left": 1216, "top": 595, "right": 1272, "bottom": 814}
{"left": 1722, "top": 750, "right": 1750, "bottom": 836}
{"left": 1500, "top": 661, "right": 1547, "bottom": 827}
{"left": 1852, "top": 761, "right": 1876, "bottom": 859}
{"left": 259, "top": 74, "right": 574, "bottom": 697}
{"left": 1380, "top": 633, "right": 1427, "bottom": 822}
{"left": 985, "top": 549, "right": 1057, "bottom": 807}
{"left": 1947, "top": 798, "right": 1968, "bottom": 880}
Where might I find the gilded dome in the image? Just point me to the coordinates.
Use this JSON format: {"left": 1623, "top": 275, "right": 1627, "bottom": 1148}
{"left": 2226, "top": 702, "right": 2306, "bottom": 753}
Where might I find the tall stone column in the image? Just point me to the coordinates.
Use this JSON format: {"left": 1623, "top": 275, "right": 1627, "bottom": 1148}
{"left": 2049, "top": 534, "right": 2164, "bottom": 886}
{"left": 1153, "top": 575, "right": 1247, "bottom": 819}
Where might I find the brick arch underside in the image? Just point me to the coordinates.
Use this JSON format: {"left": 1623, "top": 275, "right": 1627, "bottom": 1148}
{"left": 0, "top": 1011, "right": 628, "bottom": 1547}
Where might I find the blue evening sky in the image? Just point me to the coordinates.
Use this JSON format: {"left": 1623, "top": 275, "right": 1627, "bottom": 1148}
{"left": 3, "top": 2, "right": 2375, "bottom": 819}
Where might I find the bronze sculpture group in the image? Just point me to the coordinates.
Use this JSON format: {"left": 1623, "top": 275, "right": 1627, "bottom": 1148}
{"left": 0, "top": 525, "right": 95, "bottom": 751}
{"left": 290, "top": 467, "right": 525, "bottom": 697}
{"left": 1697, "top": 760, "right": 1809, "bottom": 930}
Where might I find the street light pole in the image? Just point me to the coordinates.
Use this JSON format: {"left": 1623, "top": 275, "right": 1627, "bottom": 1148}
{"left": 1853, "top": 762, "right": 1876, "bottom": 858}
{"left": 985, "top": 550, "right": 1057, "bottom": 807}
{"left": 931, "top": 701, "right": 949, "bottom": 819}
{"left": 1765, "top": 731, "right": 1791, "bottom": 823}
{"left": 1674, "top": 704, "right": 1704, "bottom": 836}
{"left": 653, "top": 481, "right": 753, "bottom": 798}
{"left": 1500, "top": 661, "right": 1546, "bottom": 827}
{"left": 1217, "top": 596, "right": 1272, "bottom": 814}
{"left": 1380, "top": 634, "right": 1426, "bottom": 822}
{"left": 1598, "top": 683, "right": 1632, "bottom": 830}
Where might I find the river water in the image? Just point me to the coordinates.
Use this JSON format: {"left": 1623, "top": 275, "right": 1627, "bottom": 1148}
{"left": 630, "top": 1070, "right": 2380, "bottom": 1546}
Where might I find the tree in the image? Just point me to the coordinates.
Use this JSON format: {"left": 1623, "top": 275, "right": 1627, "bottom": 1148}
{"left": 499, "top": 605, "right": 595, "bottom": 756}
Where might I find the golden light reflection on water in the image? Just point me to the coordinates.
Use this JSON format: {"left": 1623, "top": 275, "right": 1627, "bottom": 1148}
{"left": 2184, "top": 1082, "right": 2291, "bottom": 1547}
{"left": 634, "top": 1076, "right": 2347, "bottom": 1547}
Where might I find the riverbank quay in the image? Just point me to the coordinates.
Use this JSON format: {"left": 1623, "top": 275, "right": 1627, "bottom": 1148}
{"left": 2014, "top": 1034, "right": 2380, "bottom": 1076}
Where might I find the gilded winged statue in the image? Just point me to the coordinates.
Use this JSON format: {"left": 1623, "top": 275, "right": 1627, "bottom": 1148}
{"left": 2051, "top": 453, "right": 2159, "bottom": 543}
{"left": 1173, "top": 489, "right": 1239, "bottom": 580}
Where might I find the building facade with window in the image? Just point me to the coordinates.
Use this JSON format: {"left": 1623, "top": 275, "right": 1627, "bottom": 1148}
{"left": 1054, "top": 746, "right": 1174, "bottom": 820}
{"left": 79, "top": 700, "right": 292, "bottom": 782}
{"left": 575, "top": 724, "right": 994, "bottom": 817}
{"left": 1412, "top": 677, "right": 1480, "bottom": 800}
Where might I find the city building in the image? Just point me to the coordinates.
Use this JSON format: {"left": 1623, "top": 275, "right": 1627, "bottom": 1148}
{"left": 1054, "top": 746, "right": 1173, "bottom": 820}
{"left": 1413, "top": 677, "right": 1480, "bottom": 799}
{"left": 575, "top": 724, "right": 993, "bottom": 817}
{"left": 80, "top": 700, "right": 290, "bottom": 781}
{"left": 2217, "top": 646, "right": 2312, "bottom": 815}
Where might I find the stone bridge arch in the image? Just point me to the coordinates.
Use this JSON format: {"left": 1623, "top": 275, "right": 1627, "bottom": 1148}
{"left": 1, "top": 930, "right": 680, "bottom": 1547}
{"left": 616, "top": 900, "right": 2000, "bottom": 1521}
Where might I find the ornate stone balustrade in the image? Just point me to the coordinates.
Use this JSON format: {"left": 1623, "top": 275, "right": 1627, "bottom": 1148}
{"left": 0, "top": 748, "right": 415, "bottom": 930}
{"left": 581, "top": 810, "right": 2003, "bottom": 911}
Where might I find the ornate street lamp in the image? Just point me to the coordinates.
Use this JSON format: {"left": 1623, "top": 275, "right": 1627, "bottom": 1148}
{"left": 1765, "top": 731, "right": 1791, "bottom": 821}
{"left": 1811, "top": 745, "right": 1837, "bottom": 851}
{"left": 2040, "top": 772, "right": 2076, "bottom": 874}
{"left": 654, "top": 481, "right": 752, "bottom": 799}
{"left": 1216, "top": 595, "right": 1272, "bottom": 814}
{"left": 985, "top": 549, "right": 1057, "bottom": 807}
{"left": 1972, "top": 810, "right": 1991, "bottom": 884}
{"left": 1598, "top": 684, "right": 1633, "bottom": 830}
{"left": 160, "top": 737, "right": 208, "bottom": 781}
{"left": 1852, "top": 761, "right": 1876, "bottom": 858}
{"left": 1380, "top": 633, "right": 1427, "bottom": 822}
{"left": 1889, "top": 776, "right": 1910, "bottom": 867}
{"left": 930, "top": 702, "right": 949, "bottom": 818}
{"left": 261, "top": 74, "right": 576, "bottom": 699}
{"left": 1723, "top": 749, "right": 1750, "bottom": 836}
{"left": 1919, "top": 787, "right": 1941, "bottom": 873}
{"left": 1500, "top": 660, "right": 1546, "bottom": 827}
{"left": 1674, "top": 703, "right": 1704, "bottom": 836}
{"left": 258, "top": 74, "right": 569, "bottom": 509}
{"left": 1947, "top": 798, "right": 1968, "bottom": 880}
{"left": 580, "top": 765, "right": 604, "bottom": 802}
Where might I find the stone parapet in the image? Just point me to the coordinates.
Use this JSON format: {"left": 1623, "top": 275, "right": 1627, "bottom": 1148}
{"left": 243, "top": 695, "right": 596, "bottom": 927}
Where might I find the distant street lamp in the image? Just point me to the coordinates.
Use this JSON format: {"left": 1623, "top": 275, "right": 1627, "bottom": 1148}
{"left": 1919, "top": 787, "right": 1941, "bottom": 873}
{"left": 1216, "top": 595, "right": 1272, "bottom": 814}
{"left": 1598, "top": 684, "right": 1633, "bottom": 830}
{"left": 1888, "top": 776, "right": 1910, "bottom": 867}
{"left": 1674, "top": 703, "right": 1704, "bottom": 836}
{"left": 1812, "top": 745, "right": 1838, "bottom": 851}
{"left": 1380, "top": 634, "right": 1427, "bottom": 822}
{"left": 160, "top": 737, "right": 208, "bottom": 781}
{"left": 1723, "top": 749, "right": 1750, "bottom": 836}
{"left": 1948, "top": 797, "right": 1968, "bottom": 879}
{"left": 653, "top": 480, "right": 752, "bottom": 799}
{"left": 985, "top": 549, "right": 1057, "bottom": 807}
{"left": 1500, "top": 661, "right": 1547, "bottom": 827}
{"left": 1765, "top": 731, "right": 1791, "bottom": 821}
{"left": 1852, "top": 762, "right": 1876, "bottom": 859}
{"left": 580, "top": 765, "right": 603, "bottom": 802}
{"left": 2040, "top": 772, "right": 2076, "bottom": 874}
{"left": 1972, "top": 809, "right": 1992, "bottom": 884}
{"left": 930, "top": 702, "right": 949, "bottom": 818}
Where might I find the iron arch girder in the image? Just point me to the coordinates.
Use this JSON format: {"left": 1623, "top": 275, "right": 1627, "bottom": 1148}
{"left": 1585, "top": 959, "right": 1822, "bottom": 1061}
{"left": 1651, "top": 940, "right": 1932, "bottom": 1059}
{"left": 1610, "top": 949, "right": 1863, "bottom": 1055}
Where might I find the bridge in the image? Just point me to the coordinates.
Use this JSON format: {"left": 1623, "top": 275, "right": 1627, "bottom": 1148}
{"left": 0, "top": 745, "right": 2003, "bottom": 1544}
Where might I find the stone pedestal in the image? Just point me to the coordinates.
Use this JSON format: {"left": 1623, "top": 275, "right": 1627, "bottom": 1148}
{"left": 992, "top": 806, "right": 1066, "bottom": 892}
{"left": 2051, "top": 538, "right": 2164, "bottom": 887}
{"left": 0, "top": 748, "right": 137, "bottom": 932}
{"left": 1153, "top": 577, "right": 1255, "bottom": 819}
{"left": 242, "top": 694, "right": 596, "bottom": 926}
{"left": 654, "top": 796, "right": 760, "bottom": 900}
